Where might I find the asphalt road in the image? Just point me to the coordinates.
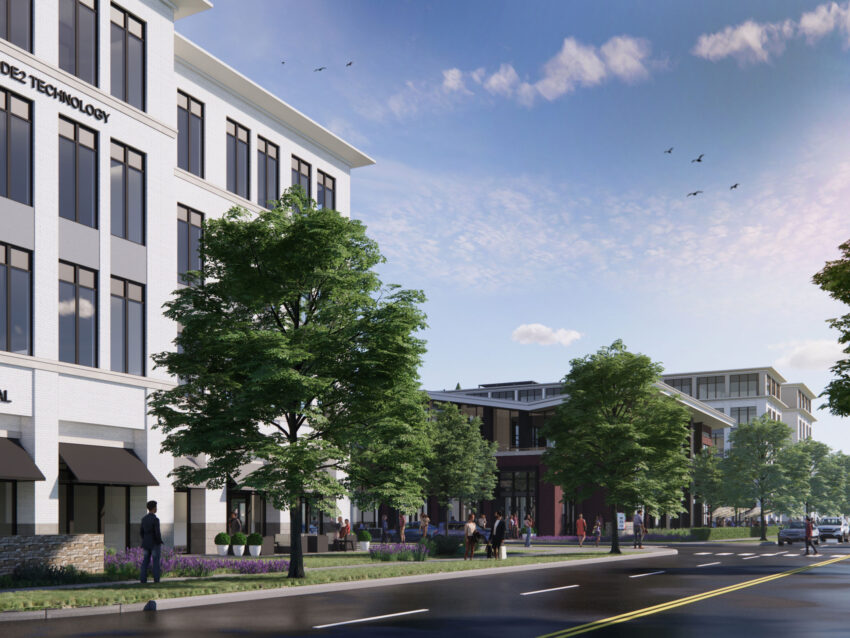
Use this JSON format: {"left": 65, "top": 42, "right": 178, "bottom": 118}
{"left": 5, "top": 541, "right": 850, "bottom": 638}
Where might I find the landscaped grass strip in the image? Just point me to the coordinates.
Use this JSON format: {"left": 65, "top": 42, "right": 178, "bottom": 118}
{"left": 0, "top": 553, "right": 611, "bottom": 612}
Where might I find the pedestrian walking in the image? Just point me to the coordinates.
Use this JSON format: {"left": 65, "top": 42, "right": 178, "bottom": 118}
{"left": 380, "top": 514, "right": 389, "bottom": 543}
{"left": 419, "top": 511, "right": 430, "bottom": 539}
{"left": 228, "top": 510, "right": 242, "bottom": 536}
{"left": 490, "top": 510, "right": 506, "bottom": 559}
{"left": 593, "top": 515, "right": 603, "bottom": 547}
{"left": 576, "top": 513, "right": 587, "bottom": 547}
{"left": 398, "top": 512, "right": 406, "bottom": 543}
{"left": 478, "top": 513, "right": 487, "bottom": 529}
{"left": 464, "top": 513, "right": 478, "bottom": 560}
{"left": 524, "top": 513, "right": 534, "bottom": 548}
{"left": 139, "top": 500, "right": 163, "bottom": 584}
{"left": 633, "top": 509, "right": 645, "bottom": 549}
{"left": 805, "top": 516, "right": 819, "bottom": 555}
{"left": 511, "top": 512, "right": 519, "bottom": 539}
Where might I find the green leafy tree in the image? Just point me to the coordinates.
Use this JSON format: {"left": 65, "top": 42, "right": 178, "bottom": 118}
{"left": 149, "top": 188, "right": 429, "bottom": 578}
{"left": 542, "top": 340, "right": 692, "bottom": 554}
{"left": 724, "top": 416, "right": 794, "bottom": 540}
{"left": 813, "top": 239, "right": 850, "bottom": 416}
{"left": 798, "top": 440, "right": 847, "bottom": 516}
{"left": 426, "top": 403, "right": 498, "bottom": 522}
{"left": 692, "top": 448, "right": 724, "bottom": 510}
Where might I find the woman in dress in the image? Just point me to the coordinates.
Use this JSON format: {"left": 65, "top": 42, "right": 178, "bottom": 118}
{"left": 464, "top": 513, "right": 478, "bottom": 560}
{"left": 593, "top": 515, "right": 603, "bottom": 547}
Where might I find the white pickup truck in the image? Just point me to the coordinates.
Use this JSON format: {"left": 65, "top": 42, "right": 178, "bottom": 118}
{"left": 817, "top": 516, "right": 849, "bottom": 542}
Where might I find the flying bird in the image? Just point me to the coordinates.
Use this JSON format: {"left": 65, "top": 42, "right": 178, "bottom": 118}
{"left": 691, "top": 154, "right": 704, "bottom": 163}
{"left": 280, "top": 60, "right": 285, "bottom": 64}
{"left": 346, "top": 61, "right": 353, "bottom": 67}
{"left": 730, "top": 183, "right": 739, "bottom": 190}
{"left": 664, "top": 147, "right": 673, "bottom": 154}
{"left": 313, "top": 66, "right": 326, "bottom": 72}
{"left": 687, "top": 190, "right": 703, "bottom": 197}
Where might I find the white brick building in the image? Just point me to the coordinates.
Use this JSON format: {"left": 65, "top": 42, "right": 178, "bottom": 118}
{"left": 0, "top": 0, "right": 371, "bottom": 552}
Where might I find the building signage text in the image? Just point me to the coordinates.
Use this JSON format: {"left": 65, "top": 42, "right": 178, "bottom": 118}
{"left": 0, "top": 389, "right": 10, "bottom": 403}
{"left": 1, "top": 60, "right": 111, "bottom": 123}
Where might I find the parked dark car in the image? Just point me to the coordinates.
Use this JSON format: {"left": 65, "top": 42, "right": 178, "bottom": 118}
{"left": 777, "top": 521, "right": 819, "bottom": 545}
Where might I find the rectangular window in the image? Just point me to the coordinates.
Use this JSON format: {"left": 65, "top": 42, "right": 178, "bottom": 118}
{"left": 492, "top": 390, "right": 515, "bottom": 400}
{"left": 59, "top": 117, "right": 98, "bottom": 228}
{"left": 729, "top": 373, "right": 757, "bottom": 398}
{"left": 177, "top": 205, "right": 203, "bottom": 284}
{"left": 545, "top": 387, "right": 562, "bottom": 398}
{"left": 291, "top": 155, "right": 310, "bottom": 198}
{"left": 0, "top": 89, "right": 32, "bottom": 206}
{"left": 665, "top": 377, "right": 692, "bottom": 397}
{"left": 110, "top": 276, "right": 144, "bottom": 375}
{"left": 0, "top": 243, "right": 31, "bottom": 355}
{"left": 518, "top": 389, "right": 542, "bottom": 402}
{"left": 59, "top": 0, "right": 97, "bottom": 86}
{"left": 226, "top": 119, "right": 249, "bottom": 199}
{"left": 256, "top": 136, "right": 278, "bottom": 208}
{"left": 696, "top": 376, "right": 725, "bottom": 400}
{"left": 1, "top": 0, "right": 31, "bottom": 51}
{"left": 177, "top": 91, "right": 203, "bottom": 177}
{"left": 765, "top": 375, "right": 780, "bottom": 399}
{"left": 317, "top": 170, "right": 335, "bottom": 210}
{"left": 110, "top": 4, "right": 144, "bottom": 110}
{"left": 730, "top": 406, "right": 756, "bottom": 425}
{"left": 110, "top": 140, "right": 145, "bottom": 244}
{"left": 59, "top": 262, "right": 97, "bottom": 367}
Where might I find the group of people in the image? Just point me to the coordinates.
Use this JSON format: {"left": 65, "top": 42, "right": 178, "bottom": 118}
{"left": 574, "top": 513, "right": 605, "bottom": 548}
{"left": 379, "top": 511, "right": 431, "bottom": 543}
{"left": 462, "top": 511, "right": 536, "bottom": 558}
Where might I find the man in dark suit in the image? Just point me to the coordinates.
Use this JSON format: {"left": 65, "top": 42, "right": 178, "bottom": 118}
{"left": 490, "top": 510, "right": 506, "bottom": 559}
{"left": 140, "top": 500, "right": 164, "bottom": 583}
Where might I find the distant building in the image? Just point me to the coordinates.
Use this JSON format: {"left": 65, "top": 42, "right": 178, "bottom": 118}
{"left": 662, "top": 368, "right": 816, "bottom": 450}
{"left": 426, "top": 380, "right": 733, "bottom": 535}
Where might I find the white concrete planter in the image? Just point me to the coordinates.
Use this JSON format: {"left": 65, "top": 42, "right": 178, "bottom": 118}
{"left": 216, "top": 545, "right": 229, "bottom": 556}
{"left": 232, "top": 544, "right": 245, "bottom": 556}
{"left": 248, "top": 545, "right": 262, "bottom": 557}
{"left": 359, "top": 541, "right": 370, "bottom": 551}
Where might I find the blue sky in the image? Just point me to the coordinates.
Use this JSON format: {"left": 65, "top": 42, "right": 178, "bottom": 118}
{"left": 178, "top": 1, "right": 850, "bottom": 451}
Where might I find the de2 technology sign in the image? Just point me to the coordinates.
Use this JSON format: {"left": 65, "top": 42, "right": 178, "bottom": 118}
{"left": 1, "top": 59, "right": 111, "bottom": 122}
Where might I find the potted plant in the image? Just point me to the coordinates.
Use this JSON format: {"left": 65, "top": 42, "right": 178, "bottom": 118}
{"left": 214, "top": 532, "right": 230, "bottom": 556}
{"left": 247, "top": 532, "right": 263, "bottom": 557}
{"left": 356, "top": 529, "right": 371, "bottom": 551}
{"left": 231, "top": 532, "right": 247, "bottom": 556}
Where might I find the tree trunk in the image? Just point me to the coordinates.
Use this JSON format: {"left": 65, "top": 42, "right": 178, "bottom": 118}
{"left": 610, "top": 504, "right": 621, "bottom": 554}
{"left": 759, "top": 503, "right": 767, "bottom": 541}
{"left": 287, "top": 504, "right": 305, "bottom": 578}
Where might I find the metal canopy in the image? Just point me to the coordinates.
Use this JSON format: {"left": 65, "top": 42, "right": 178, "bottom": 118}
{"left": 0, "top": 438, "right": 45, "bottom": 481}
{"left": 59, "top": 443, "right": 158, "bottom": 486}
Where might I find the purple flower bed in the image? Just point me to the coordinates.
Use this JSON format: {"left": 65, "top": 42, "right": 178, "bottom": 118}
{"left": 104, "top": 547, "right": 290, "bottom": 579}
{"left": 520, "top": 533, "right": 692, "bottom": 544}
{"left": 368, "top": 543, "right": 430, "bottom": 562}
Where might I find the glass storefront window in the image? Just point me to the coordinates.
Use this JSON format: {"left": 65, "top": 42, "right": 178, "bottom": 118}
{"left": 0, "top": 480, "right": 14, "bottom": 535}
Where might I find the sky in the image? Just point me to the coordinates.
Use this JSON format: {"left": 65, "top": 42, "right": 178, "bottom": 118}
{"left": 178, "top": 1, "right": 850, "bottom": 452}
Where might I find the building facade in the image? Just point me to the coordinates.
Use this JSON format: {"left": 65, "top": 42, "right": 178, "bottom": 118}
{"left": 0, "top": 0, "right": 372, "bottom": 551}
{"left": 427, "top": 380, "right": 734, "bottom": 535}
{"left": 662, "top": 368, "right": 816, "bottom": 450}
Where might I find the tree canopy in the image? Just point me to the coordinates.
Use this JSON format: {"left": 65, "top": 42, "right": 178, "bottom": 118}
{"left": 813, "top": 239, "right": 850, "bottom": 417}
{"left": 149, "top": 187, "right": 430, "bottom": 577}
{"left": 542, "top": 340, "right": 692, "bottom": 553}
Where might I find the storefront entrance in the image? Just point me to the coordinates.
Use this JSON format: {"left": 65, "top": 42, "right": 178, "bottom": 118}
{"left": 227, "top": 491, "right": 265, "bottom": 536}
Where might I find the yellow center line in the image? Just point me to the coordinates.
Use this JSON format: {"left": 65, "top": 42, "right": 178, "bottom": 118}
{"left": 538, "top": 554, "right": 850, "bottom": 638}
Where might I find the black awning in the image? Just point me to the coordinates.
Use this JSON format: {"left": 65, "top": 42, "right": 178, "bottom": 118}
{"left": 0, "top": 438, "right": 45, "bottom": 481}
{"left": 59, "top": 443, "right": 159, "bottom": 486}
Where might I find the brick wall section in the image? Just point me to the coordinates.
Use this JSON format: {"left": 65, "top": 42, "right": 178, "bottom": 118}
{"left": 0, "top": 535, "right": 104, "bottom": 576}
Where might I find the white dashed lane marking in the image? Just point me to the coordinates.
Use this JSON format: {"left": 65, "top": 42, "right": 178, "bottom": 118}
{"left": 716, "top": 553, "right": 733, "bottom": 556}
{"left": 737, "top": 553, "right": 755, "bottom": 556}
{"left": 742, "top": 555, "right": 761, "bottom": 560}
{"left": 520, "top": 584, "right": 580, "bottom": 596}
{"left": 313, "top": 609, "right": 429, "bottom": 629}
{"left": 629, "top": 570, "right": 666, "bottom": 579}
{"left": 697, "top": 562, "right": 721, "bottom": 567}
{"left": 694, "top": 552, "right": 713, "bottom": 555}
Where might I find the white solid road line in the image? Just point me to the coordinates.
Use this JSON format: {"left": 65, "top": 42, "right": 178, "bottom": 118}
{"left": 313, "top": 609, "right": 429, "bottom": 629}
{"left": 697, "top": 562, "right": 721, "bottom": 567}
{"left": 629, "top": 570, "right": 666, "bottom": 578}
{"left": 520, "top": 584, "right": 580, "bottom": 596}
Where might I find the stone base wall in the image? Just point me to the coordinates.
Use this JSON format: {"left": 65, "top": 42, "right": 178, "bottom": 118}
{"left": 0, "top": 535, "right": 104, "bottom": 576}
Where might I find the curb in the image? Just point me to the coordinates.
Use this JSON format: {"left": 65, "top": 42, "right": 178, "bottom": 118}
{"left": 0, "top": 548, "right": 676, "bottom": 622}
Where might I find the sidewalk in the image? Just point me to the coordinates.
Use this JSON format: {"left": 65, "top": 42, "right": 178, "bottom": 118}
{"left": 0, "top": 546, "right": 675, "bottom": 622}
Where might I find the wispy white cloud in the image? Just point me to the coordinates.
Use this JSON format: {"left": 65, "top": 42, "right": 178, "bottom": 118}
{"left": 772, "top": 340, "right": 845, "bottom": 371}
{"left": 442, "top": 68, "right": 470, "bottom": 94}
{"left": 600, "top": 35, "right": 653, "bottom": 82}
{"left": 512, "top": 324, "right": 582, "bottom": 347}
{"left": 693, "top": 1, "right": 850, "bottom": 65}
{"left": 483, "top": 63, "right": 520, "bottom": 97}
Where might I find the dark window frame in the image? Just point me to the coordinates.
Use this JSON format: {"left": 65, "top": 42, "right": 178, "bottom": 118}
{"left": 317, "top": 170, "right": 335, "bottom": 210}
{"left": 0, "top": 88, "right": 33, "bottom": 206}
{"left": 256, "top": 135, "right": 278, "bottom": 208}
{"left": 0, "top": 241, "right": 32, "bottom": 355}
{"left": 177, "top": 90, "right": 204, "bottom": 177}
{"left": 729, "top": 373, "right": 758, "bottom": 398}
{"left": 110, "top": 139, "right": 146, "bottom": 245}
{"left": 58, "top": 261, "right": 98, "bottom": 367}
{"left": 0, "top": 479, "right": 17, "bottom": 535}
{"left": 110, "top": 275, "right": 145, "bottom": 376}
{"left": 291, "top": 155, "right": 311, "bottom": 198}
{"left": 58, "top": 0, "right": 98, "bottom": 86}
{"left": 1, "top": 0, "right": 32, "bottom": 52}
{"left": 696, "top": 375, "right": 726, "bottom": 400}
{"left": 59, "top": 116, "right": 98, "bottom": 228}
{"left": 110, "top": 3, "right": 145, "bottom": 111}
{"left": 226, "top": 118, "right": 250, "bottom": 199}
{"left": 177, "top": 204, "right": 203, "bottom": 285}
